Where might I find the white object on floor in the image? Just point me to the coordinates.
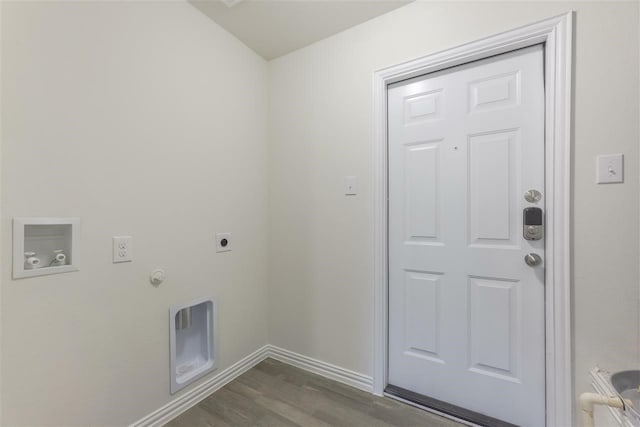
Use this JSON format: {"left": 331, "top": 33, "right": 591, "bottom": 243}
{"left": 590, "top": 368, "right": 639, "bottom": 427}
{"left": 580, "top": 392, "right": 628, "bottom": 427}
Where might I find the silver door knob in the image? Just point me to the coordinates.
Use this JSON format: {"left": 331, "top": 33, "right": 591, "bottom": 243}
{"left": 524, "top": 253, "right": 542, "bottom": 267}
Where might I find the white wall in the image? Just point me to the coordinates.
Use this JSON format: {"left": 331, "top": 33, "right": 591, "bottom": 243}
{"left": 268, "top": 0, "right": 639, "bottom": 420}
{"left": 2, "top": 1, "right": 638, "bottom": 425}
{"left": 1, "top": 1, "right": 268, "bottom": 425}
{"left": 0, "top": 1, "right": 3, "bottom": 423}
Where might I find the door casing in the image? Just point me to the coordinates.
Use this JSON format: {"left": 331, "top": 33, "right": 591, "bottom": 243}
{"left": 372, "top": 12, "right": 573, "bottom": 427}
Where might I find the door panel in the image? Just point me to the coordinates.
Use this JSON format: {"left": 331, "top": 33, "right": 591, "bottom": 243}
{"left": 405, "top": 142, "right": 441, "bottom": 242}
{"left": 404, "top": 89, "right": 444, "bottom": 124}
{"left": 469, "top": 71, "right": 520, "bottom": 113}
{"left": 388, "top": 45, "right": 545, "bottom": 427}
{"left": 404, "top": 271, "right": 441, "bottom": 359}
{"left": 468, "top": 276, "right": 520, "bottom": 379}
{"left": 468, "top": 129, "right": 520, "bottom": 246}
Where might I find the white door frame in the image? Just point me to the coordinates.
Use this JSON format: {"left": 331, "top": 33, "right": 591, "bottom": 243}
{"left": 373, "top": 12, "right": 573, "bottom": 427}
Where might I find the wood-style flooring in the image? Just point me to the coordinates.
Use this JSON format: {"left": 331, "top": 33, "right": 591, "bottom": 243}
{"left": 164, "top": 358, "right": 463, "bottom": 427}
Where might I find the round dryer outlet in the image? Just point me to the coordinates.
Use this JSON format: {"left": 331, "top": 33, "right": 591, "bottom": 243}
{"left": 216, "top": 233, "right": 232, "bottom": 252}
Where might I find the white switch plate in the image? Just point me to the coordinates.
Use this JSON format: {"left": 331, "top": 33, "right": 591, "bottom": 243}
{"left": 345, "top": 176, "right": 358, "bottom": 195}
{"left": 113, "top": 236, "right": 133, "bottom": 263}
{"left": 216, "top": 233, "right": 232, "bottom": 252}
{"left": 596, "top": 154, "right": 624, "bottom": 184}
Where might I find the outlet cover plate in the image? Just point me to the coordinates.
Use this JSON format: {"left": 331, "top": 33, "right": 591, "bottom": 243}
{"left": 216, "top": 233, "right": 232, "bottom": 252}
{"left": 113, "top": 236, "right": 133, "bottom": 263}
{"left": 597, "top": 154, "right": 624, "bottom": 184}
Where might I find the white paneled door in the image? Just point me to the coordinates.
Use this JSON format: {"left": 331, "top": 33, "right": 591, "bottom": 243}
{"left": 388, "top": 45, "right": 545, "bottom": 426}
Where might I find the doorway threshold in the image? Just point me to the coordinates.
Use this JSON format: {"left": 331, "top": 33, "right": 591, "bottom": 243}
{"left": 384, "top": 384, "right": 519, "bottom": 427}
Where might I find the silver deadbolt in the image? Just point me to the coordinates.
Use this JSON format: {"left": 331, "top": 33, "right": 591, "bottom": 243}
{"left": 524, "top": 189, "right": 542, "bottom": 203}
{"left": 523, "top": 207, "right": 544, "bottom": 241}
{"left": 524, "top": 253, "right": 542, "bottom": 267}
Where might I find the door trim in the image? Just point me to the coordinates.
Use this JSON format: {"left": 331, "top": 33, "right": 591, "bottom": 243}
{"left": 372, "top": 13, "right": 573, "bottom": 427}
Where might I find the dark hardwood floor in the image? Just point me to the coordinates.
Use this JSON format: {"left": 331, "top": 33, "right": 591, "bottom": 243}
{"left": 164, "top": 358, "right": 463, "bottom": 427}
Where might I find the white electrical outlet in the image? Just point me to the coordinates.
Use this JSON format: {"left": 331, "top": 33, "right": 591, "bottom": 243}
{"left": 113, "top": 236, "right": 133, "bottom": 263}
{"left": 216, "top": 233, "right": 232, "bottom": 252}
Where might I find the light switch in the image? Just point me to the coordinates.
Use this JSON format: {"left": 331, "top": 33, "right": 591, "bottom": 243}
{"left": 113, "top": 236, "right": 133, "bottom": 263}
{"left": 597, "top": 154, "right": 624, "bottom": 184}
{"left": 345, "top": 176, "right": 358, "bottom": 195}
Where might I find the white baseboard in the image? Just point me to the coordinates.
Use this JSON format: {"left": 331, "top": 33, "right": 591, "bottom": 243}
{"left": 130, "top": 345, "right": 373, "bottom": 427}
{"left": 266, "top": 345, "right": 373, "bottom": 393}
{"left": 130, "top": 345, "right": 270, "bottom": 427}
